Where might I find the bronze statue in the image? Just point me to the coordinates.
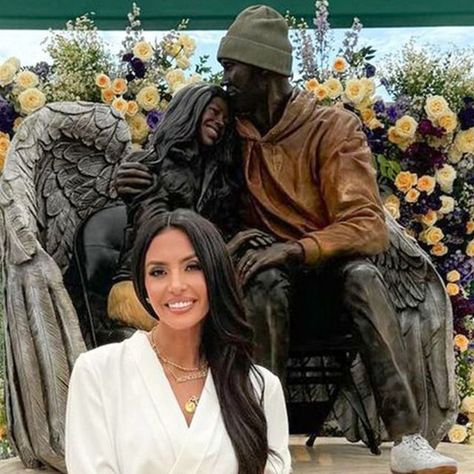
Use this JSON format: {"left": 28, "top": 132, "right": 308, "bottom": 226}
{"left": 213, "top": 5, "right": 458, "bottom": 474}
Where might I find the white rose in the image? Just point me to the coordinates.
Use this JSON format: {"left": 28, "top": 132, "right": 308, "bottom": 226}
{"left": 447, "top": 424, "right": 468, "bottom": 443}
{"left": 439, "top": 196, "right": 455, "bottom": 215}
{"left": 435, "top": 164, "right": 457, "bottom": 193}
{"left": 461, "top": 396, "right": 474, "bottom": 414}
{"left": 0, "top": 62, "right": 16, "bottom": 87}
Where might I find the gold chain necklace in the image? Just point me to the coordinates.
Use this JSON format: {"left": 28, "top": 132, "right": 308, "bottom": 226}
{"left": 148, "top": 332, "right": 207, "bottom": 414}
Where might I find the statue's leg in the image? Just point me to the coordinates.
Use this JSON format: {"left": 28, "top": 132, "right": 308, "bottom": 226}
{"left": 243, "top": 267, "right": 291, "bottom": 381}
{"left": 341, "top": 259, "right": 420, "bottom": 440}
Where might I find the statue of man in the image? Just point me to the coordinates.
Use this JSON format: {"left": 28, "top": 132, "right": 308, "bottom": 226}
{"left": 217, "top": 5, "right": 457, "bottom": 474}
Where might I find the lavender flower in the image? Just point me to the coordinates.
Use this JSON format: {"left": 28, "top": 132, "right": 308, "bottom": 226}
{"left": 122, "top": 53, "right": 134, "bottom": 62}
{"left": 364, "top": 63, "right": 376, "bottom": 78}
{"left": 146, "top": 110, "right": 164, "bottom": 131}
{"left": 30, "top": 61, "right": 50, "bottom": 81}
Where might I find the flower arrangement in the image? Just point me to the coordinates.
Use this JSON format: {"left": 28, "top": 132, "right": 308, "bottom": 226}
{"left": 292, "top": 0, "right": 474, "bottom": 444}
{"left": 93, "top": 3, "right": 203, "bottom": 144}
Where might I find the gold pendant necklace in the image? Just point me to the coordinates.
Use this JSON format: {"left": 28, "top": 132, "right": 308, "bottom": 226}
{"left": 184, "top": 396, "right": 199, "bottom": 414}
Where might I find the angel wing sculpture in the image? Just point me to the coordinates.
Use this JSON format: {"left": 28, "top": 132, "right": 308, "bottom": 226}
{"left": 0, "top": 102, "right": 132, "bottom": 471}
{"left": 334, "top": 211, "right": 457, "bottom": 448}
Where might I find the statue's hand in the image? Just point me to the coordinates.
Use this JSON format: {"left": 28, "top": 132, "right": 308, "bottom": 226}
{"left": 114, "top": 162, "right": 154, "bottom": 202}
{"left": 237, "top": 242, "right": 304, "bottom": 286}
{"left": 227, "top": 229, "right": 276, "bottom": 257}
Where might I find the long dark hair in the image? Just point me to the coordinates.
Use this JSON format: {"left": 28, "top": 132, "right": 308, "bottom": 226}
{"left": 148, "top": 82, "right": 237, "bottom": 168}
{"left": 131, "top": 209, "right": 271, "bottom": 474}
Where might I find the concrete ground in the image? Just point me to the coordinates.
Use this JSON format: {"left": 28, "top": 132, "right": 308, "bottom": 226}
{"left": 0, "top": 437, "right": 472, "bottom": 473}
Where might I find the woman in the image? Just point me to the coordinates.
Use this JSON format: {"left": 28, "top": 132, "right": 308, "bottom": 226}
{"left": 66, "top": 209, "right": 291, "bottom": 473}
{"left": 109, "top": 82, "right": 243, "bottom": 330}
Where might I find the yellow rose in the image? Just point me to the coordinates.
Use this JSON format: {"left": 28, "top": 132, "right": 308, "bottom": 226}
{"left": 447, "top": 424, "right": 468, "bottom": 444}
{"left": 461, "top": 396, "right": 474, "bottom": 414}
{"left": 438, "top": 111, "right": 457, "bottom": 133}
{"left": 367, "top": 118, "right": 384, "bottom": 130}
{"left": 5, "top": 57, "right": 20, "bottom": 72}
{"left": 164, "top": 40, "right": 181, "bottom": 57}
{"left": 384, "top": 194, "right": 400, "bottom": 207}
{"left": 112, "top": 78, "right": 127, "bottom": 95}
{"left": 446, "top": 283, "right": 460, "bottom": 296}
{"left": 136, "top": 85, "right": 160, "bottom": 111}
{"left": 425, "top": 95, "right": 450, "bottom": 120}
{"left": 165, "top": 69, "right": 185, "bottom": 92}
{"left": 0, "top": 135, "right": 10, "bottom": 157}
{"left": 454, "top": 128, "right": 474, "bottom": 154}
{"left": 454, "top": 334, "right": 469, "bottom": 352}
{"left": 176, "top": 53, "right": 190, "bottom": 70}
{"left": 96, "top": 73, "right": 111, "bottom": 89}
{"left": 422, "top": 226, "right": 444, "bottom": 245}
{"left": 0, "top": 62, "right": 16, "bottom": 87}
{"left": 395, "top": 115, "right": 418, "bottom": 140}
{"left": 405, "top": 188, "right": 420, "bottom": 203}
{"left": 446, "top": 270, "right": 461, "bottom": 282}
{"left": 430, "top": 242, "right": 448, "bottom": 257}
{"left": 395, "top": 171, "right": 415, "bottom": 193}
{"left": 126, "top": 100, "right": 139, "bottom": 117}
{"left": 467, "top": 240, "right": 474, "bottom": 257}
{"left": 388, "top": 127, "right": 408, "bottom": 148}
{"left": 313, "top": 84, "right": 329, "bottom": 101}
{"left": 439, "top": 195, "right": 455, "bottom": 215}
{"left": 101, "top": 88, "right": 115, "bottom": 103}
{"left": 416, "top": 175, "right": 436, "bottom": 195}
{"left": 467, "top": 221, "right": 474, "bottom": 235}
{"left": 305, "top": 78, "right": 319, "bottom": 92}
{"left": 132, "top": 41, "right": 154, "bottom": 62}
{"left": 332, "top": 56, "right": 348, "bottom": 73}
{"left": 324, "top": 78, "right": 343, "bottom": 98}
{"left": 360, "top": 108, "right": 375, "bottom": 124}
{"left": 421, "top": 210, "right": 438, "bottom": 227}
{"left": 344, "top": 79, "right": 366, "bottom": 104}
{"left": 127, "top": 113, "right": 149, "bottom": 143}
{"left": 385, "top": 202, "right": 400, "bottom": 220}
{"left": 178, "top": 34, "right": 196, "bottom": 56}
{"left": 448, "top": 145, "right": 463, "bottom": 164}
{"left": 0, "top": 153, "right": 5, "bottom": 172}
{"left": 16, "top": 70, "right": 39, "bottom": 89}
{"left": 18, "top": 88, "right": 46, "bottom": 114}
{"left": 435, "top": 164, "right": 456, "bottom": 193}
{"left": 360, "top": 78, "right": 376, "bottom": 97}
{"left": 111, "top": 97, "right": 128, "bottom": 115}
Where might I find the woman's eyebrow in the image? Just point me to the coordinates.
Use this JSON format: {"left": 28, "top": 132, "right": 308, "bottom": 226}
{"left": 146, "top": 254, "right": 197, "bottom": 267}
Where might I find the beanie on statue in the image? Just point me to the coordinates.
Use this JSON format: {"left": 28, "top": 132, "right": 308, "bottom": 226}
{"left": 217, "top": 5, "right": 293, "bottom": 76}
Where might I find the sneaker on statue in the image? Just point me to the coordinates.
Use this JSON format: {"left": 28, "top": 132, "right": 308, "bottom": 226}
{"left": 390, "top": 434, "right": 458, "bottom": 474}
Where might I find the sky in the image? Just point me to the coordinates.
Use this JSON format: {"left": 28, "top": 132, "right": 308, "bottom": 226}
{"left": 0, "top": 26, "right": 473, "bottom": 76}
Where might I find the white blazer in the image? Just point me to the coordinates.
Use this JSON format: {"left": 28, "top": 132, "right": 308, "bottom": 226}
{"left": 65, "top": 330, "right": 291, "bottom": 473}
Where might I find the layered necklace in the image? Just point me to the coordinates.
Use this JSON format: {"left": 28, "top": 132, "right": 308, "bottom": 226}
{"left": 149, "top": 331, "right": 208, "bottom": 414}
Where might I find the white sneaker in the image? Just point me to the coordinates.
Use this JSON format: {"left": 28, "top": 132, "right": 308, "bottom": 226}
{"left": 390, "top": 434, "right": 458, "bottom": 474}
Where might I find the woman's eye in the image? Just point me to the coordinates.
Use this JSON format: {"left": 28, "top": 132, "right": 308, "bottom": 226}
{"left": 149, "top": 268, "right": 165, "bottom": 277}
{"left": 186, "top": 262, "right": 202, "bottom": 272}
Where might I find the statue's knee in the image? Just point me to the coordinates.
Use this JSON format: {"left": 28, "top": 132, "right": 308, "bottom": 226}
{"left": 250, "top": 268, "right": 290, "bottom": 296}
{"left": 342, "top": 259, "right": 381, "bottom": 290}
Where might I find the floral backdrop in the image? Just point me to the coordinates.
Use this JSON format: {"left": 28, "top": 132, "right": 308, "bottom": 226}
{"left": 0, "top": 0, "right": 473, "bottom": 451}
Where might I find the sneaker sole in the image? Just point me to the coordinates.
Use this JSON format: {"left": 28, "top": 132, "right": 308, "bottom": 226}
{"left": 391, "top": 467, "right": 457, "bottom": 474}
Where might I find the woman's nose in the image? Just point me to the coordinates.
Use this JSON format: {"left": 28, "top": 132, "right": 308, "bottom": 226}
{"left": 169, "top": 271, "right": 187, "bottom": 293}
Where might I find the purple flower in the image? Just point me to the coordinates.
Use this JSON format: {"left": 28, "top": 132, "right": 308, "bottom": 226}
{"left": 125, "top": 73, "right": 135, "bottom": 82}
{"left": 463, "top": 96, "right": 474, "bottom": 107}
{"left": 31, "top": 61, "right": 50, "bottom": 81}
{"left": 0, "top": 98, "right": 16, "bottom": 134}
{"left": 122, "top": 53, "right": 133, "bottom": 62}
{"left": 131, "top": 58, "right": 145, "bottom": 78}
{"left": 386, "top": 105, "right": 399, "bottom": 123}
{"left": 364, "top": 63, "right": 376, "bottom": 78}
{"left": 373, "top": 100, "right": 385, "bottom": 114}
{"left": 458, "top": 107, "right": 474, "bottom": 131}
{"left": 146, "top": 110, "right": 164, "bottom": 131}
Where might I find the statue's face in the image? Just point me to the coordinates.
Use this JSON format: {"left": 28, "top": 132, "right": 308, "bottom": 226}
{"left": 199, "top": 96, "right": 229, "bottom": 147}
{"left": 220, "top": 59, "right": 264, "bottom": 114}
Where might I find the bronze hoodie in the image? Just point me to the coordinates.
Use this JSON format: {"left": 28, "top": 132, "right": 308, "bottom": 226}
{"left": 236, "top": 89, "right": 389, "bottom": 265}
